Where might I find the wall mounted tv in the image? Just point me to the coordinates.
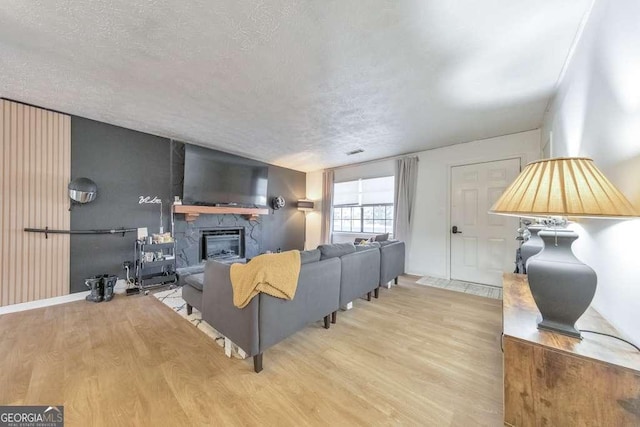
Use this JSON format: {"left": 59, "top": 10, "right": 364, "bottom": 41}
{"left": 183, "top": 145, "right": 269, "bottom": 207}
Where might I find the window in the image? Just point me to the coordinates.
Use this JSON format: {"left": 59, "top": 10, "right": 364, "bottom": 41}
{"left": 332, "top": 176, "right": 394, "bottom": 234}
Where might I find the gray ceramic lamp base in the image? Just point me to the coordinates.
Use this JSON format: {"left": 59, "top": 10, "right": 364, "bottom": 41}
{"left": 526, "top": 228, "right": 597, "bottom": 339}
{"left": 521, "top": 224, "right": 545, "bottom": 271}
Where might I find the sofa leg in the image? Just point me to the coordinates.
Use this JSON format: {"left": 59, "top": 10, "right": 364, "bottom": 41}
{"left": 394, "top": 277, "right": 398, "bottom": 285}
{"left": 331, "top": 311, "right": 337, "bottom": 324}
{"left": 186, "top": 304, "right": 193, "bottom": 315}
{"left": 253, "top": 354, "right": 263, "bottom": 373}
{"left": 374, "top": 287, "right": 379, "bottom": 299}
{"left": 367, "top": 291, "right": 372, "bottom": 301}
{"left": 324, "top": 315, "right": 330, "bottom": 329}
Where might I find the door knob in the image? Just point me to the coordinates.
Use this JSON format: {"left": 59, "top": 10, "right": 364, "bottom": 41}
{"left": 452, "top": 226, "right": 462, "bottom": 234}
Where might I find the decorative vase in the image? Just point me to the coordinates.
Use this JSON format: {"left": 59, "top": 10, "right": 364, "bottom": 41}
{"left": 526, "top": 228, "right": 597, "bottom": 338}
{"left": 521, "top": 224, "right": 545, "bottom": 271}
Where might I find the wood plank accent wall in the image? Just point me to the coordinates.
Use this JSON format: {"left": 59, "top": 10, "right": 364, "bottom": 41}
{"left": 0, "top": 99, "right": 71, "bottom": 306}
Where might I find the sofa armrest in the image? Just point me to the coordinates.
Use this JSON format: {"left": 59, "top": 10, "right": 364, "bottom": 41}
{"left": 201, "top": 260, "right": 259, "bottom": 356}
{"left": 380, "top": 241, "right": 405, "bottom": 285}
{"left": 339, "top": 248, "right": 381, "bottom": 305}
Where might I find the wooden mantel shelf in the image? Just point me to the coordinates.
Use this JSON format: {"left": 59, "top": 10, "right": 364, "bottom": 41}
{"left": 173, "top": 205, "right": 269, "bottom": 222}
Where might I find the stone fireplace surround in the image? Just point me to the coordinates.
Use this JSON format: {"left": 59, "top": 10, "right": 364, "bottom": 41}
{"left": 173, "top": 214, "right": 261, "bottom": 268}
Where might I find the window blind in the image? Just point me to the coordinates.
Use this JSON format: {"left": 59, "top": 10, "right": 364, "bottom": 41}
{"left": 333, "top": 176, "right": 394, "bottom": 206}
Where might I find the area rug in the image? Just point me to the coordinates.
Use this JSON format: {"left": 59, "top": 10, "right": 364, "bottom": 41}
{"left": 415, "top": 276, "right": 502, "bottom": 300}
{"left": 153, "top": 287, "right": 246, "bottom": 359}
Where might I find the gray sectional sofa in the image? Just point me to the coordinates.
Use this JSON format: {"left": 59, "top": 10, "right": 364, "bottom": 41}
{"left": 201, "top": 249, "right": 340, "bottom": 372}
{"left": 181, "top": 240, "right": 405, "bottom": 372}
{"left": 317, "top": 242, "right": 381, "bottom": 324}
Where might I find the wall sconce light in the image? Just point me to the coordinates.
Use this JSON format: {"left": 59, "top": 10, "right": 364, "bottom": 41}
{"left": 297, "top": 199, "right": 314, "bottom": 212}
{"left": 68, "top": 177, "right": 97, "bottom": 210}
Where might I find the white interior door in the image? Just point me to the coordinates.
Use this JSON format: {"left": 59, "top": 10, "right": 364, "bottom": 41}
{"left": 450, "top": 158, "right": 521, "bottom": 287}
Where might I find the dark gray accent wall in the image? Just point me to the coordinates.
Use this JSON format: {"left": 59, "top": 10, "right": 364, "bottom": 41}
{"left": 69, "top": 117, "right": 305, "bottom": 293}
{"left": 263, "top": 165, "right": 306, "bottom": 252}
{"left": 70, "top": 117, "right": 172, "bottom": 292}
{"left": 170, "top": 141, "right": 185, "bottom": 200}
{"left": 170, "top": 141, "right": 306, "bottom": 264}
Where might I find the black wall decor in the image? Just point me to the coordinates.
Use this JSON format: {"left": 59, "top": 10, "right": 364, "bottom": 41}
{"left": 69, "top": 118, "right": 305, "bottom": 293}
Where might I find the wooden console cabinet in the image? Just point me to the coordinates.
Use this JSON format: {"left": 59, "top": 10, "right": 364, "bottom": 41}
{"left": 502, "top": 273, "right": 640, "bottom": 426}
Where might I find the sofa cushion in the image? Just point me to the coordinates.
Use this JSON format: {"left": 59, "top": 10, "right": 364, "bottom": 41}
{"left": 379, "top": 240, "right": 398, "bottom": 247}
{"left": 374, "top": 233, "right": 389, "bottom": 242}
{"left": 318, "top": 243, "right": 356, "bottom": 260}
{"left": 184, "top": 273, "right": 205, "bottom": 292}
{"left": 355, "top": 242, "right": 381, "bottom": 251}
{"left": 300, "top": 249, "right": 321, "bottom": 265}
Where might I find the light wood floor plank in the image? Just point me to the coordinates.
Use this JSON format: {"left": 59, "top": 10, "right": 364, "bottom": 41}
{"left": 0, "top": 276, "right": 503, "bottom": 426}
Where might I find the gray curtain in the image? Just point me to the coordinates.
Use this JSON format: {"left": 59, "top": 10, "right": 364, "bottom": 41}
{"left": 320, "top": 169, "right": 334, "bottom": 244}
{"left": 394, "top": 157, "right": 419, "bottom": 248}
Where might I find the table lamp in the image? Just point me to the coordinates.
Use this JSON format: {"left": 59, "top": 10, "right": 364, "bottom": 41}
{"left": 490, "top": 157, "right": 638, "bottom": 338}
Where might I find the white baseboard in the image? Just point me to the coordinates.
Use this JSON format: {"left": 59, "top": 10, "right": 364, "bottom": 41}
{"left": 0, "top": 291, "right": 90, "bottom": 316}
{"left": 409, "top": 271, "right": 448, "bottom": 280}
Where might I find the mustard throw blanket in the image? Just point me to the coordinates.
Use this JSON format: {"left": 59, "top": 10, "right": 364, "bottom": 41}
{"left": 230, "top": 250, "right": 301, "bottom": 308}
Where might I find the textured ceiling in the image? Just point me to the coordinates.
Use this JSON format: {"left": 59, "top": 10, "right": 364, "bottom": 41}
{"left": 0, "top": 1, "right": 591, "bottom": 172}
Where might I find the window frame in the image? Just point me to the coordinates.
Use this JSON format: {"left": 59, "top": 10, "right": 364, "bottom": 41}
{"left": 332, "top": 175, "right": 395, "bottom": 235}
{"left": 332, "top": 203, "right": 394, "bottom": 235}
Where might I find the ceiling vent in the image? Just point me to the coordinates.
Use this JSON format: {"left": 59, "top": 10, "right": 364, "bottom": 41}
{"left": 346, "top": 148, "right": 364, "bottom": 156}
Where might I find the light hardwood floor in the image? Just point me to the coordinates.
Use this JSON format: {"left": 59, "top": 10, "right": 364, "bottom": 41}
{"left": 0, "top": 276, "right": 504, "bottom": 426}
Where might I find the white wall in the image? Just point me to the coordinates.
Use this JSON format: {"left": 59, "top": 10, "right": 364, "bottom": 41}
{"left": 305, "top": 130, "right": 541, "bottom": 274}
{"left": 304, "top": 170, "right": 323, "bottom": 250}
{"left": 408, "top": 130, "right": 541, "bottom": 278}
{"left": 541, "top": 0, "right": 640, "bottom": 344}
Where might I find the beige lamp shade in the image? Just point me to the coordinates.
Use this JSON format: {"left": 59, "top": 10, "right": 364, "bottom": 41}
{"left": 490, "top": 157, "right": 639, "bottom": 218}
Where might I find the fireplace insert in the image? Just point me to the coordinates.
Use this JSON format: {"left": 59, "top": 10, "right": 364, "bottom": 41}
{"left": 201, "top": 228, "right": 244, "bottom": 262}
